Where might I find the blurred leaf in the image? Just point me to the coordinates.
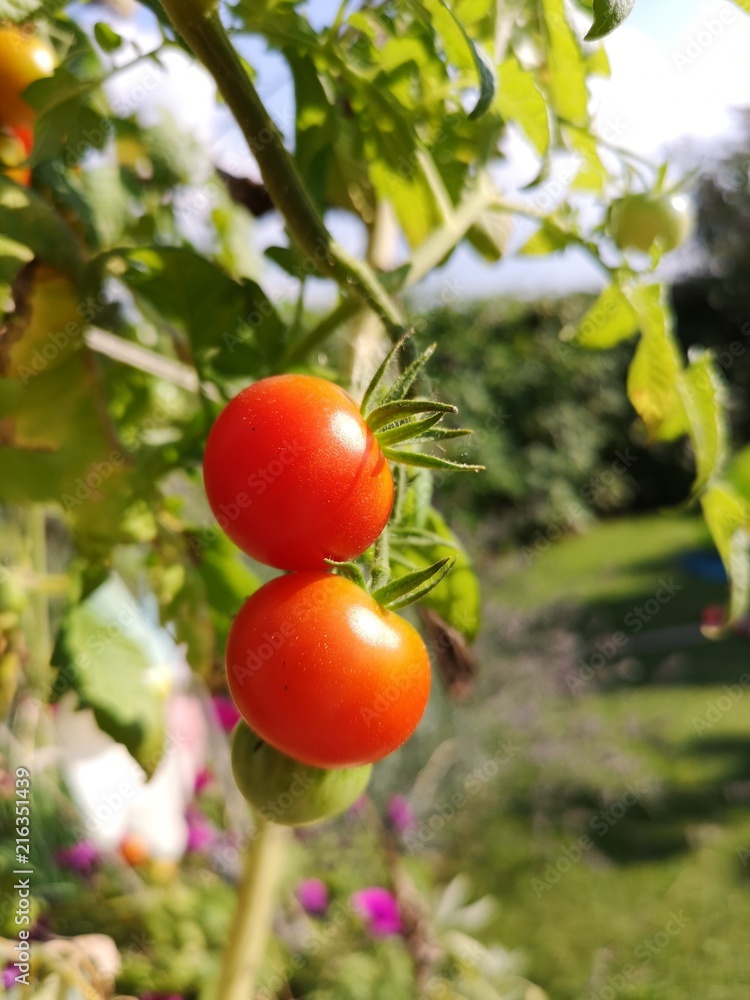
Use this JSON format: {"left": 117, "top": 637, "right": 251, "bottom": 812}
{"left": 0, "top": 236, "right": 33, "bottom": 314}
{"left": 520, "top": 221, "right": 573, "bottom": 255}
{"left": 0, "top": 0, "right": 46, "bottom": 19}
{"left": 701, "top": 482, "right": 750, "bottom": 625}
{"left": 680, "top": 349, "right": 729, "bottom": 493}
{"left": 565, "top": 125, "right": 607, "bottom": 193}
{"left": 52, "top": 576, "right": 166, "bottom": 776}
{"left": 585, "top": 0, "right": 637, "bottom": 40}
{"left": 564, "top": 285, "right": 638, "bottom": 348}
{"left": 540, "top": 0, "right": 589, "bottom": 126}
{"left": 626, "top": 285, "right": 687, "bottom": 441}
{"left": 0, "top": 176, "right": 82, "bottom": 275}
{"left": 94, "top": 22, "right": 123, "bottom": 51}
{"left": 415, "top": 0, "right": 497, "bottom": 119}
{"left": 496, "top": 56, "right": 550, "bottom": 156}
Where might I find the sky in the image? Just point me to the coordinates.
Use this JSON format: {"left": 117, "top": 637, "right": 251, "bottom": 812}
{"left": 101, "top": 0, "right": 750, "bottom": 302}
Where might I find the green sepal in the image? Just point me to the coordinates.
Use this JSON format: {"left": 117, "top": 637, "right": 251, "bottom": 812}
{"left": 371, "top": 556, "right": 455, "bottom": 611}
{"left": 380, "top": 342, "right": 437, "bottom": 404}
{"left": 375, "top": 413, "right": 446, "bottom": 448}
{"left": 360, "top": 335, "right": 408, "bottom": 416}
{"left": 369, "top": 399, "right": 456, "bottom": 432}
{"left": 382, "top": 448, "right": 484, "bottom": 473}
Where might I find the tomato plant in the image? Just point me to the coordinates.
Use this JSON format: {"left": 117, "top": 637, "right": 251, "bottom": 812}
{"left": 231, "top": 721, "right": 372, "bottom": 826}
{"left": 203, "top": 374, "right": 394, "bottom": 570}
{"left": 0, "top": 27, "right": 55, "bottom": 127}
{"left": 608, "top": 192, "right": 693, "bottom": 253}
{"left": 226, "top": 571, "right": 431, "bottom": 768}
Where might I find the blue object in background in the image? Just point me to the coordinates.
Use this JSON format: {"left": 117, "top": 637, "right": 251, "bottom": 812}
{"left": 681, "top": 551, "right": 728, "bottom": 585}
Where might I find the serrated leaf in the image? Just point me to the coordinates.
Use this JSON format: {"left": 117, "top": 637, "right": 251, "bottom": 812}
{"left": 415, "top": 0, "right": 496, "bottom": 119}
{"left": 701, "top": 482, "right": 750, "bottom": 625}
{"left": 496, "top": 55, "right": 550, "bottom": 156}
{"left": 540, "top": 0, "right": 589, "bottom": 126}
{"left": 51, "top": 576, "right": 167, "bottom": 776}
{"left": 564, "top": 285, "right": 638, "bottom": 349}
{"left": 625, "top": 285, "right": 687, "bottom": 441}
{"left": 369, "top": 398, "right": 456, "bottom": 432}
{"left": 680, "top": 349, "right": 729, "bottom": 493}
{"left": 372, "top": 555, "right": 455, "bottom": 610}
{"left": 585, "top": 0, "right": 637, "bottom": 41}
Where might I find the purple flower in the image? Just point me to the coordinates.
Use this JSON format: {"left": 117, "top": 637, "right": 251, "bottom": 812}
{"left": 387, "top": 794, "right": 416, "bottom": 833}
{"left": 193, "top": 767, "right": 213, "bottom": 794}
{"left": 3, "top": 966, "right": 16, "bottom": 989}
{"left": 212, "top": 695, "right": 240, "bottom": 733}
{"left": 351, "top": 887, "right": 403, "bottom": 937}
{"left": 297, "top": 878, "right": 329, "bottom": 916}
{"left": 186, "top": 820, "right": 217, "bottom": 854}
{"left": 56, "top": 840, "right": 100, "bottom": 875}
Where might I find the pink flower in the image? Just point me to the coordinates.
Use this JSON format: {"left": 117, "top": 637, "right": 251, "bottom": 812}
{"left": 56, "top": 840, "right": 100, "bottom": 874}
{"left": 351, "top": 887, "right": 403, "bottom": 937}
{"left": 212, "top": 695, "right": 240, "bottom": 733}
{"left": 297, "top": 878, "right": 329, "bottom": 916}
{"left": 3, "top": 966, "right": 16, "bottom": 989}
{"left": 185, "top": 806, "right": 218, "bottom": 854}
{"left": 193, "top": 767, "right": 213, "bottom": 794}
{"left": 387, "top": 794, "right": 416, "bottom": 833}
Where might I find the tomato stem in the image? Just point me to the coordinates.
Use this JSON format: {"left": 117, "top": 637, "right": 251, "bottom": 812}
{"left": 213, "top": 818, "right": 290, "bottom": 1000}
{"left": 157, "top": 0, "right": 407, "bottom": 339}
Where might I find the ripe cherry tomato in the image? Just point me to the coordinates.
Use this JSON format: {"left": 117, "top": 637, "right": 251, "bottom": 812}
{"left": 203, "top": 374, "right": 394, "bottom": 571}
{"left": 231, "top": 721, "right": 372, "bottom": 825}
{"left": 608, "top": 193, "right": 692, "bottom": 254}
{"left": 226, "top": 571, "right": 431, "bottom": 768}
{"left": 0, "top": 27, "right": 55, "bottom": 127}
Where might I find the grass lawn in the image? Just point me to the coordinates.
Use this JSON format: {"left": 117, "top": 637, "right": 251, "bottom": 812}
{"left": 442, "top": 515, "right": 750, "bottom": 999}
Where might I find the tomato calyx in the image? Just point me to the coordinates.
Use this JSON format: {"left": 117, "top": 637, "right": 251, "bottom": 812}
{"left": 360, "top": 336, "right": 484, "bottom": 473}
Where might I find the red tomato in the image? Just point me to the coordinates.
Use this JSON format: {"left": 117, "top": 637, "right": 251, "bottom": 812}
{"left": 226, "top": 571, "right": 431, "bottom": 768}
{"left": 203, "top": 374, "right": 394, "bottom": 570}
{"left": 0, "top": 28, "right": 55, "bottom": 127}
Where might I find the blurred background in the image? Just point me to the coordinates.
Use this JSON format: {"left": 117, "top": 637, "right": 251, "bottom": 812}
{"left": 2, "top": 0, "right": 750, "bottom": 998}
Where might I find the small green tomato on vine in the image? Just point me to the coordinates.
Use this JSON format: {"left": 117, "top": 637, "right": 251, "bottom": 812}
{"left": 608, "top": 192, "right": 693, "bottom": 254}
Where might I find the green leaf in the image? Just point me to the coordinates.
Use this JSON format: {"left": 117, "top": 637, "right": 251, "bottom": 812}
{"left": 94, "top": 22, "right": 123, "bottom": 52}
{"left": 0, "top": 236, "right": 33, "bottom": 315}
{"left": 679, "top": 349, "right": 729, "bottom": 493}
{"left": 415, "top": 0, "right": 497, "bottom": 119}
{"left": 52, "top": 576, "right": 167, "bottom": 776}
{"left": 700, "top": 483, "right": 750, "bottom": 626}
{"left": 625, "top": 285, "right": 687, "bottom": 441}
{"left": 372, "top": 555, "right": 455, "bottom": 611}
{"left": 496, "top": 56, "right": 550, "bottom": 156}
{"left": 540, "top": 0, "right": 589, "bottom": 126}
{"left": 565, "top": 125, "right": 607, "bottom": 193}
{"left": 0, "top": 0, "right": 45, "bottom": 20}
{"left": 585, "top": 0, "right": 637, "bottom": 41}
{"left": 564, "top": 285, "right": 638, "bottom": 349}
{"left": 392, "top": 508, "right": 481, "bottom": 640}
{"left": 0, "top": 177, "right": 82, "bottom": 276}
{"left": 369, "top": 398, "right": 456, "bottom": 432}
{"left": 520, "top": 221, "right": 573, "bottom": 255}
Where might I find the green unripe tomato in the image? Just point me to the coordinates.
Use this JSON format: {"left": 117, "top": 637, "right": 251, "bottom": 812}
{"left": 231, "top": 721, "right": 372, "bottom": 826}
{"left": 608, "top": 193, "right": 693, "bottom": 254}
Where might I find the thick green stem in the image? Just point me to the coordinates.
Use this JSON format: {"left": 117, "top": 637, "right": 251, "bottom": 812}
{"left": 158, "top": 0, "right": 406, "bottom": 338}
{"left": 214, "top": 819, "right": 290, "bottom": 1000}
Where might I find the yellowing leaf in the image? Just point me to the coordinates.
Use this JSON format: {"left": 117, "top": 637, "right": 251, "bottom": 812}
{"left": 625, "top": 285, "right": 687, "bottom": 441}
